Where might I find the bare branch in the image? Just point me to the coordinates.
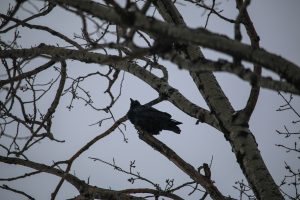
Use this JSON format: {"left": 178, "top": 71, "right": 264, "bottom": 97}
{"left": 0, "top": 184, "right": 35, "bottom": 200}
{"left": 54, "top": 0, "right": 300, "bottom": 90}
{"left": 137, "top": 129, "right": 225, "bottom": 200}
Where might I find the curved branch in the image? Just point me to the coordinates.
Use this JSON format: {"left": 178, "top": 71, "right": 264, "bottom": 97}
{"left": 0, "top": 156, "right": 145, "bottom": 200}
{"left": 53, "top": 0, "right": 300, "bottom": 90}
{"left": 0, "top": 0, "right": 23, "bottom": 29}
{"left": 0, "top": 60, "right": 56, "bottom": 88}
{"left": 0, "top": 13, "right": 83, "bottom": 49}
{"left": 235, "top": 0, "right": 262, "bottom": 122}
{"left": 0, "top": 45, "right": 219, "bottom": 130}
{"left": 161, "top": 50, "right": 299, "bottom": 94}
{"left": 0, "top": 184, "right": 34, "bottom": 200}
{"left": 51, "top": 114, "right": 127, "bottom": 199}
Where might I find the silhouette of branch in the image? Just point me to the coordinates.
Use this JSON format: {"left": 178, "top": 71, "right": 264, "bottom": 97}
{"left": 182, "top": 0, "right": 235, "bottom": 24}
{"left": 233, "top": 179, "right": 255, "bottom": 200}
{"left": 50, "top": 114, "right": 128, "bottom": 199}
{"left": 276, "top": 92, "right": 300, "bottom": 150}
{"left": 89, "top": 157, "right": 160, "bottom": 190}
{"left": 276, "top": 92, "right": 300, "bottom": 119}
{"left": 0, "top": 170, "right": 41, "bottom": 181}
{"left": 0, "top": 156, "right": 145, "bottom": 200}
{"left": 0, "top": 184, "right": 35, "bottom": 200}
{"left": 137, "top": 130, "right": 226, "bottom": 200}
{"left": 88, "top": 157, "right": 208, "bottom": 199}
{"left": 0, "top": 59, "right": 66, "bottom": 158}
{"left": 0, "top": 59, "right": 56, "bottom": 87}
{"left": 276, "top": 92, "right": 300, "bottom": 199}
{"left": 0, "top": 13, "right": 82, "bottom": 49}
{"left": 0, "top": 1, "right": 55, "bottom": 32}
{"left": 279, "top": 162, "right": 300, "bottom": 200}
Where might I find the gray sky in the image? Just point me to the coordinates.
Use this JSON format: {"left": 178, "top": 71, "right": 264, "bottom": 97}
{"left": 0, "top": 0, "right": 300, "bottom": 199}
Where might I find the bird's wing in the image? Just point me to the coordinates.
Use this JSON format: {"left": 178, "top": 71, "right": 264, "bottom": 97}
{"left": 138, "top": 105, "right": 172, "bottom": 119}
{"left": 130, "top": 105, "right": 181, "bottom": 134}
{"left": 133, "top": 106, "right": 169, "bottom": 125}
{"left": 130, "top": 107, "right": 162, "bottom": 134}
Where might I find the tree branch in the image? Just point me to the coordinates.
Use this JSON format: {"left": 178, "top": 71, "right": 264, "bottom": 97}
{"left": 235, "top": 0, "right": 262, "bottom": 123}
{"left": 137, "top": 130, "right": 226, "bottom": 200}
{"left": 0, "top": 45, "right": 219, "bottom": 130}
{"left": 53, "top": 0, "right": 300, "bottom": 91}
{"left": 0, "top": 156, "right": 145, "bottom": 200}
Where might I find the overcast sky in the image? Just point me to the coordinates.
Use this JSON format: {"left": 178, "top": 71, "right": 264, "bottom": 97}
{"left": 0, "top": 0, "right": 300, "bottom": 199}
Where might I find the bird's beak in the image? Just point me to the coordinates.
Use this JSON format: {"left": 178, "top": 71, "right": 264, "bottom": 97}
{"left": 130, "top": 98, "right": 134, "bottom": 103}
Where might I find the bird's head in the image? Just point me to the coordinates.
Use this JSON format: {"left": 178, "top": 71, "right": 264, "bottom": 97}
{"left": 130, "top": 98, "right": 141, "bottom": 109}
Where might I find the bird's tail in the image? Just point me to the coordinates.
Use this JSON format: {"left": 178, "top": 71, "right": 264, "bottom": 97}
{"left": 167, "top": 120, "right": 182, "bottom": 134}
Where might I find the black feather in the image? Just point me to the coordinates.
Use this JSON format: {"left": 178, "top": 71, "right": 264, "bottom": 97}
{"left": 127, "top": 99, "right": 182, "bottom": 135}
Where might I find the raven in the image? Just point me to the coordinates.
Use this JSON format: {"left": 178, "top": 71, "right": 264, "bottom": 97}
{"left": 127, "top": 99, "right": 182, "bottom": 135}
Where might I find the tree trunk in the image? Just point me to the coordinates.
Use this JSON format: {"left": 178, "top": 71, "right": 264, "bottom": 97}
{"left": 153, "top": 1, "right": 283, "bottom": 199}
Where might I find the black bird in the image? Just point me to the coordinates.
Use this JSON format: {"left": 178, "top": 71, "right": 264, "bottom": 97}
{"left": 127, "top": 99, "right": 182, "bottom": 135}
